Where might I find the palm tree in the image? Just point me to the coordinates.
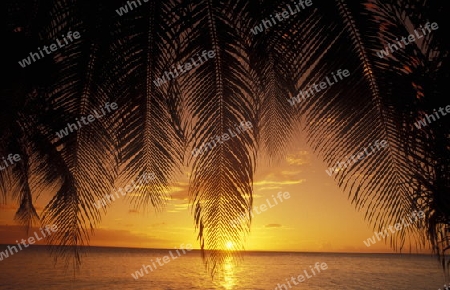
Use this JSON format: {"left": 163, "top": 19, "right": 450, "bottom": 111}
{"left": 2, "top": 0, "right": 449, "bottom": 277}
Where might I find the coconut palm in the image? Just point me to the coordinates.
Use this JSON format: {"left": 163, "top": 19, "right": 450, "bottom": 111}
{"left": 2, "top": 0, "right": 449, "bottom": 277}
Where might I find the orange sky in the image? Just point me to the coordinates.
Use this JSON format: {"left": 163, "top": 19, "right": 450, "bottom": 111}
{"left": 0, "top": 128, "right": 430, "bottom": 254}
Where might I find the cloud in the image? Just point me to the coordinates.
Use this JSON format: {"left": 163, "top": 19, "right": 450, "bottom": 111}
{"left": 86, "top": 228, "right": 172, "bottom": 247}
{"left": 150, "top": 222, "right": 166, "bottom": 227}
{"left": 0, "top": 225, "right": 59, "bottom": 245}
{"left": 258, "top": 186, "right": 283, "bottom": 191}
{"left": 280, "top": 170, "right": 302, "bottom": 177}
{"left": 130, "top": 183, "right": 188, "bottom": 200}
{"left": 0, "top": 224, "right": 173, "bottom": 248}
{"left": 168, "top": 182, "right": 188, "bottom": 192}
{"left": 251, "top": 173, "right": 306, "bottom": 193}
{"left": 265, "top": 224, "right": 282, "bottom": 228}
{"left": 318, "top": 241, "right": 333, "bottom": 250}
{"left": 253, "top": 180, "right": 305, "bottom": 187}
{"left": 170, "top": 190, "right": 189, "bottom": 200}
{"left": 0, "top": 203, "right": 44, "bottom": 215}
{"left": 167, "top": 203, "right": 189, "bottom": 213}
{"left": 166, "top": 182, "right": 189, "bottom": 200}
{"left": 286, "top": 150, "right": 309, "bottom": 166}
{"left": 253, "top": 179, "right": 306, "bottom": 193}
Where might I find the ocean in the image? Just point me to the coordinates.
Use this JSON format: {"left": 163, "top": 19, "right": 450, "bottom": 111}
{"left": 0, "top": 246, "right": 446, "bottom": 289}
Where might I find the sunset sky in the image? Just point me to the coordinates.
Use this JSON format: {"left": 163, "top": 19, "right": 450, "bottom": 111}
{"left": 0, "top": 128, "right": 430, "bottom": 254}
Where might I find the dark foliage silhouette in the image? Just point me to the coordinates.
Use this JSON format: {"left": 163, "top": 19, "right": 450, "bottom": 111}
{"left": 2, "top": 0, "right": 449, "bottom": 276}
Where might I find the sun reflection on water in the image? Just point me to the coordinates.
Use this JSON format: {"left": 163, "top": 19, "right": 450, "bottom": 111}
{"left": 218, "top": 256, "right": 236, "bottom": 289}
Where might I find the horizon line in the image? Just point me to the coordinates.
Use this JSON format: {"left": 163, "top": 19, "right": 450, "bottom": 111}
{"left": 0, "top": 243, "right": 432, "bottom": 255}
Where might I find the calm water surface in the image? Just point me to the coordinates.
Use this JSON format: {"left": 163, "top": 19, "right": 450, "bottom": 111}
{"left": 0, "top": 246, "right": 446, "bottom": 289}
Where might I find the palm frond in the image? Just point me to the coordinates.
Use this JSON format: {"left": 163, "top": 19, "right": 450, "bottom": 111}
{"left": 107, "top": 0, "right": 186, "bottom": 211}
{"left": 180, "top": 0, "right": 258, "bottom": 275}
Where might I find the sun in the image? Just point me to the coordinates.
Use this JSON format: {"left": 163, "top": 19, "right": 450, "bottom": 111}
{"left": 225, "top": 241, "right": 234, "bottom": 250}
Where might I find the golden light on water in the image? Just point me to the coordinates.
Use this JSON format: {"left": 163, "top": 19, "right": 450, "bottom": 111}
{"left": 219, "top": 256, "right": 236, "bottom": 290}
{"left": 225, "top": 241, "right": 234, "bottom": 250}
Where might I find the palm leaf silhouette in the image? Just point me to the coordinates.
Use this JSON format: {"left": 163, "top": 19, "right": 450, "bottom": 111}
{"left": 178, "top": 0, "right": 259, "bottom": 273}
{"left": 2, "top": 0, "right": 449, "bottom": 277}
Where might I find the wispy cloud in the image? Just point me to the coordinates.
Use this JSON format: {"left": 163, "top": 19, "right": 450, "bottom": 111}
{"left": 126, "top": 181, "right": 188, "bottom": 199}
{"left": 253, "top": 180, "right": 305, "bottom": 186}
{"left": 85, "top": 227, "right": 171, "bottom": 247}
{"left": 149, "top": 222, "right": 166, "bottom": 227}
{"left": 280, "top": 170, "right": 302, "bottom": 177}
{"left": 286, "top": 150, "right": 309, "bottom": 166}
{"left": 265, "top": 224, "right": 282, "bottom": 228}
{"left": 166, "top": 182, "right": 189, "bottom": 200}
{"left": 167, "top": 203, "right": 189, "bottom": 213}
{"left": 258, "top": 186, "right": 283, "bottom": 191}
